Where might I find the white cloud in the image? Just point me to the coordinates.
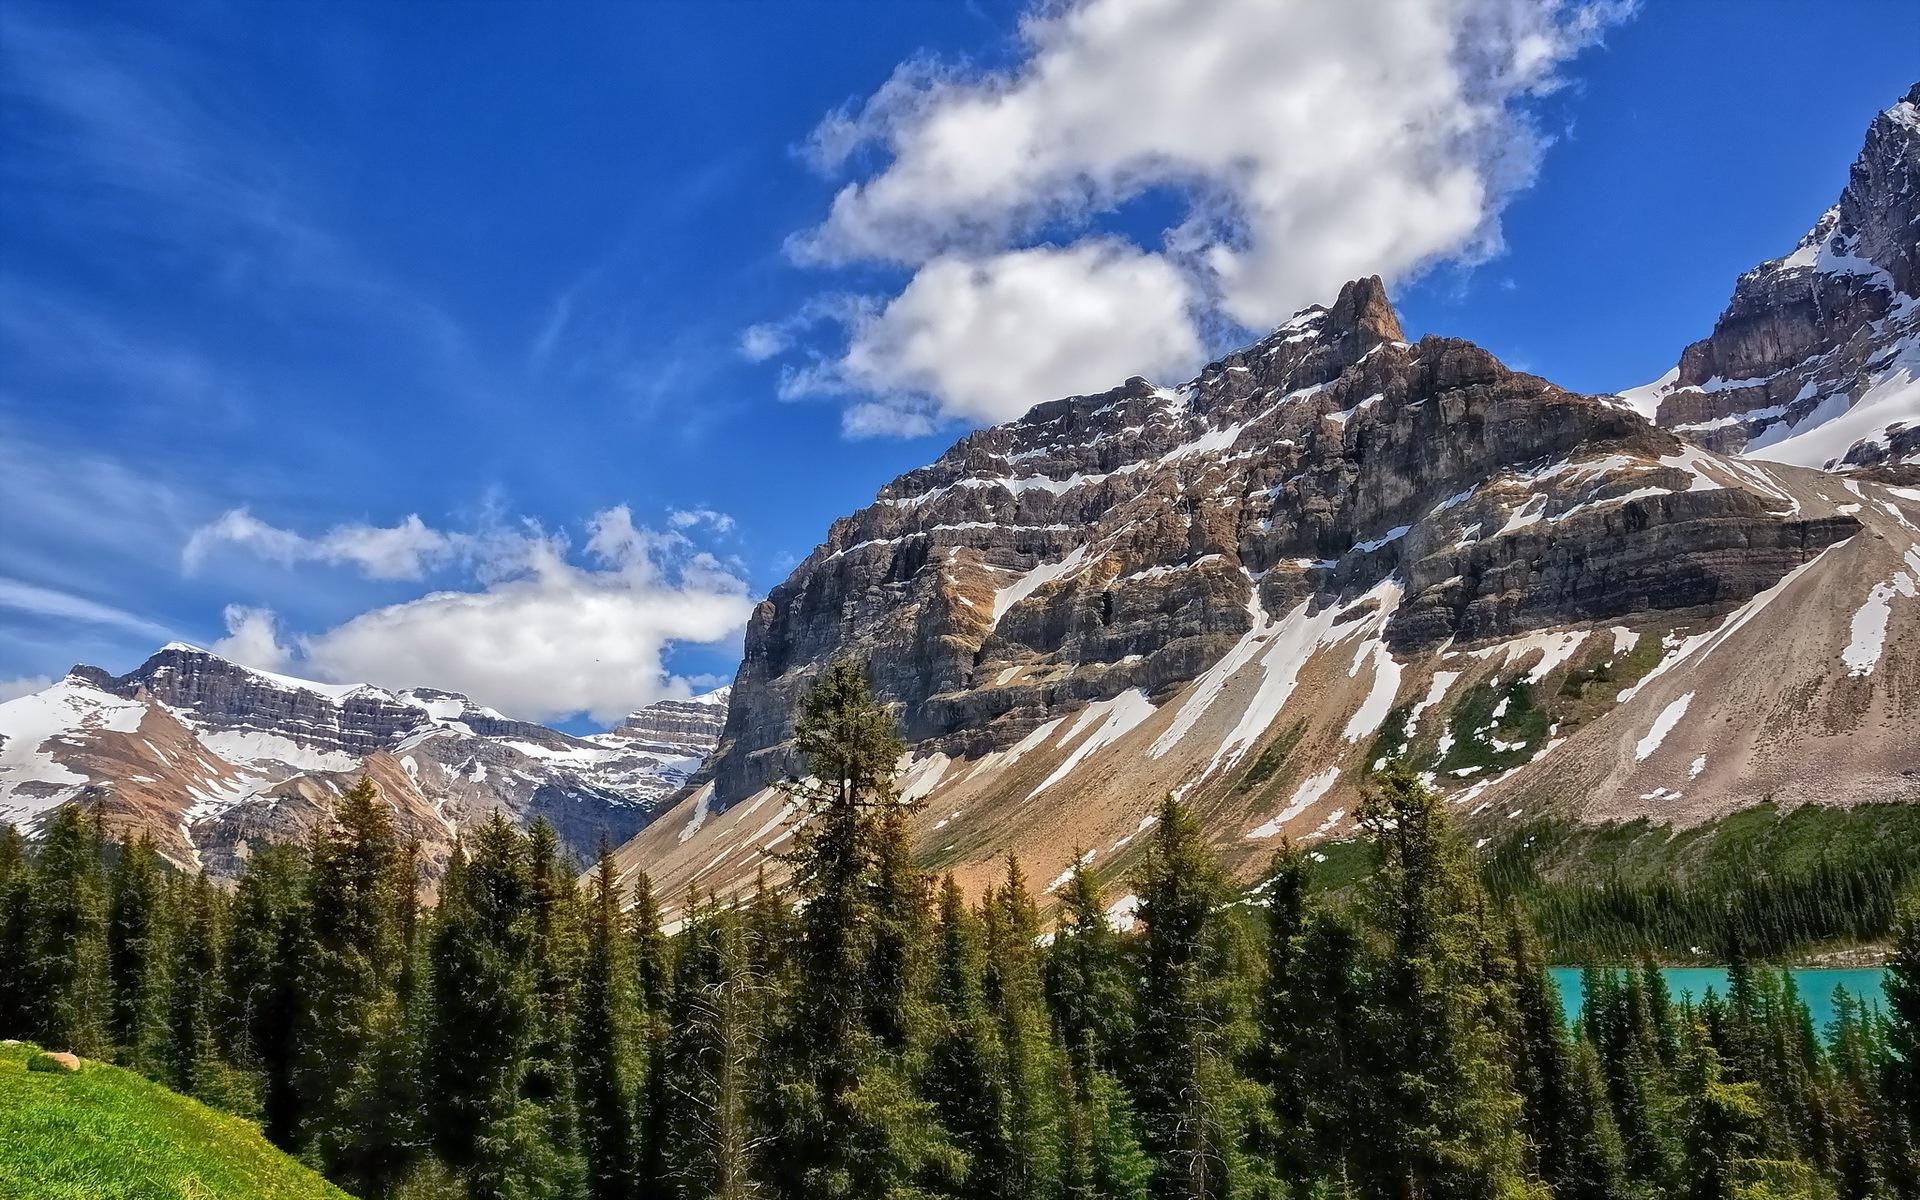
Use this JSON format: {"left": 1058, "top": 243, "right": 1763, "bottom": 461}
{"left": 200, "top": 506, "right": 754, "bottom": 725}
{"left": 0, "top": 577, "right": 172, "bottom": 640}
{"left": 804, "top": 241, "right": 1204, "bottom": 431}
{"left": 668, "top": 507, "right": 737, "bottom": 534}
{"left": 738, "top": 324, "right": 791, "bottom": 362}
{"left": 0, "top": 676, "right": 53, "bottom": 703}
{"left": 765, "top": 0, "right": 1627, "bottom": 434}
{"left": 183, "top": 508, "right": 464, "bottom": 581}
{"left": 209, "top": 605, "right": 292, "bottom": 674}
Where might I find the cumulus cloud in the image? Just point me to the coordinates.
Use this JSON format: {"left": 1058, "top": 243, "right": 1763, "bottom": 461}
{"left": 811, "top": 242, "right": 1203, "bottom": 434}
{"left": 209, "top": 605, "right": 293, "bottom": 674}
{"left": 762, "top": 0, "right": 1627, "bottom": 433}
{"left": 183, "top": 508, "right": 462, "bottom": 580}
{"left": 198, "top": 506, "right": 753, "bottom": 724}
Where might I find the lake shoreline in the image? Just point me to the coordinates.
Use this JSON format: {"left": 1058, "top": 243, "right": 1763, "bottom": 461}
{"left": 1548, "top": 942, "right": 1892, "bottom": 971}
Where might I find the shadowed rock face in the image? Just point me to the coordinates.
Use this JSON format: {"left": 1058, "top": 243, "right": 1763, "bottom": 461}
{"left": 1637, "top": 83, "right": 1920, "bottom": 466}
{"left": 695, "top": 276, "right": 1856, "bottom": 816}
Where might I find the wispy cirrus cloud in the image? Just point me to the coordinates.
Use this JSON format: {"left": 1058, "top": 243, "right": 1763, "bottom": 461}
{"left": 0, "top": 577, "right": 173, "bottom": 642}
{"left": 0, "top": 4, "right": 473, "bottom": 369}
{"left": 756, "top": 0, "right": 1631, "bottom": 436}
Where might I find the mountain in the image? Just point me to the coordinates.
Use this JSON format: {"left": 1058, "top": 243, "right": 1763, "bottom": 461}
{"left": 612, "top": 270, "right": 1915, "bottom": 909}
{"left": 607, "top": 83, "right": 1920, "bottom": 913}
{"left": 1621, "top": 84, "right": 1920, "bottom": 472}
{"left": 0, "top": 642, "right": 728, "bottom": 879}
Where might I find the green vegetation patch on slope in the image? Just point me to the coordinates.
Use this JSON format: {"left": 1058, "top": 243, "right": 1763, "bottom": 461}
{"left": 0, "top": 1040, "right": 351, "bottom": 1200}
{"left": 1482, "top": 802, "right": 1920, "bottom": 962}
{"left": 1434, "top": 679, "right": 1551, "bottom": 776}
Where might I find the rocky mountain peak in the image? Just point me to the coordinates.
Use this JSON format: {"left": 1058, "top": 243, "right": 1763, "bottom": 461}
{"left": 1625, "top": 82, "right": 1920, "bottom": 470}
{"left": 1840, "top": 81, "right": 1920, "bottom": 295}
{"left": 1325, "top": 274, "right": 1406, "bottom": 350}
{"left": 683, "top": 267, "right": 1855, "bottom": 830}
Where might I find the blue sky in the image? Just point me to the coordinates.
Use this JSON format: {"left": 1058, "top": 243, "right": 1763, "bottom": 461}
{"left": 1, "top": 0, "right": 1913, "bottom": 728}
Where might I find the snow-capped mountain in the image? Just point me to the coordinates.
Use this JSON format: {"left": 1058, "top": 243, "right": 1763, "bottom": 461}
{"left": 0, "top": 642, "right": 729, "bottom": 879}
{"left": 1621, "top": 84, "right": 1920, "bottom": 471}
{"left": 614, "top": 265, "right": 1916, "bottom": 909}
{"left": 605, "top": 82, "right": 1920, "bottom": 912}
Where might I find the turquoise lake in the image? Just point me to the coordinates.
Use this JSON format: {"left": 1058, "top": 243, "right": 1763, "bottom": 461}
{"left": 1549, "top": 967, "right": 1887, "bottom": 1031}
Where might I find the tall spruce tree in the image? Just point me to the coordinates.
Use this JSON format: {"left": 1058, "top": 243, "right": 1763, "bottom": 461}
{"left": 1043, "top": 856, "right": 1133, "bottom": 1082}
{"left": 294, "top": 779, "right": 408, "bottom": 1164}
{"left": 0, "top": 823, "right": 32, "bottom": 1038}
{"left": 981, "top": 855, "right": 1058, "bottom": 1200}
{"left": 1358, "top": 766, "right": 1527, "bottom": 1200}
{"left": 105, "top": 833, "right": 166, "bottom": 1067}
{"left": 576, "top": 845, "right": 641, "bottom": 1200}
{"left": 1131, "top": 795, "right": 1239, "bottom": 1200}
{"left": 1252, "top": 841, "right": 1317, "bottom": 1190}
{"left": 662, "top": 893, "right": 760, "bottom": 1200}
{"left": 762, "top": 659, "right": 947, "bottom": 1200}
{"left": 164, "top": 871, "right": 221, "bottom": 1099}
{"left": 221, "top": 842, "right": 309, "bottom": 1147}
{"left": 926, "top": 873, "right": 1002, "bottom": 1199}
{"left": 631, "top": 867, "right": 675, "bottom": 1194}
{"left": 425, "top": 815, "right": 545, "bottom": 1193}
{"left": 26, "top": 802, "right": 110, "bottom": 1056}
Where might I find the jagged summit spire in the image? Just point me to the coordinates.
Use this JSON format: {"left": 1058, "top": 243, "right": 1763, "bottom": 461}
{"left": 1326, "top": 275, "right": 1405, "bottom": 349}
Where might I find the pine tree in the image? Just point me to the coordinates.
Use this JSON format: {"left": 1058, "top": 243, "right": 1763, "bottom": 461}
{"left": 1677, "top": 1016, "right": 1763, "bottom": 1200}
{"left": 1042, "top": 855, "right": 1133, "bottom": 1082}
{"left": 1563, "top": 1036, "right": 1629, "bottom": 1200}
{"left": 0, "top": 823, "right": 32, "bottom": 1038}
{"left": 425, "top": 817, "right": 539, "bottom": 1182}
{"left": 1358, "top": 765, "right": 1527, "bottom": 1199}
{"left": 631, "top": 868, "right": 674, "bottom": 1194}
{"left": 662, "top": 893, "right": 761, "bottom": 1200}
{"left": 926, "top": 874, "right": 1002, "bottom": 1199}
{"left": 164, "top": 871, "right": 221, "bottom": 1099}
{"left": 576, "top": 845, "right": 641, "bottom": 1200}
{"left": 1251, "top": 842, "right": 1316, "bottom": 1189}
{"left": 329, "top": 991, "right": 425, "bottom": 1200}
{"left": 761, "top": 659, "right": 947, "bottom": 1200}
{"left": 525, "top": 819, "right": 588, "bottom": 1199}
{"left": 105, "top": 833, "right": 166, "bottom": 1066}
{"left": 1131, "top": 795, "right": 1237, "bottom": 1200}
{"left": 1884, "top": 895, "right": 1920, "bottom": 1194}
{"left": 981, "top": 855, "right": 1058, "bottom": 1200}
{"left": 26, "top": 803, "right": 110, "bottom": 1056}
{"left": 221, "top": 842, "right": 309, "bottom": 1147}
{"left": 295, "top": 779, "right": 408, "bottom": 1164}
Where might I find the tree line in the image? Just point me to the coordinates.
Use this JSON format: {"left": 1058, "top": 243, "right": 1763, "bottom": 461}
{"left": 3, "top": 659, "right": 1920, "bottom": 1200}
{"left": 1482, "top": 811, "right": 1920, "bottom": 963}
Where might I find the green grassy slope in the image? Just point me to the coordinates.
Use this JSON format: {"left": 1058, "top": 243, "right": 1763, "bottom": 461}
{"left": 0, "top": 1041, "right": 351, "bottom": 1200}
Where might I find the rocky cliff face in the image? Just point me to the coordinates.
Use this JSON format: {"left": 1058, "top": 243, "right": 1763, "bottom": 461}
{"left": 701, "top": 276, "right": 1853, "bottom": 816}
{"left": 1624, "top": 84, "right": 1920, "bottom": 470}
{"left": 619, "top": 265, "right": 1920, "bottom": 913}
{"left": 0, "top": 647, "right": 729, "bottom": 880}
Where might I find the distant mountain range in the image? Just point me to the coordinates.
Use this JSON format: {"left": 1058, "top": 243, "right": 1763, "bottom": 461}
{"left": 5, "top": 86, "right": 1916, "bottom": 904}
{"left": 614, "top": 83, "right": 1920, "bottom": 916}
{"left": 0, "top": 642, "right": 726, "bottom": 880}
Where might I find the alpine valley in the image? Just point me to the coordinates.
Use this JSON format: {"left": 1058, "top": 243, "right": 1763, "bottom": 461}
{"left": 6, "top": 85, "right": 1918, "bottom": 905}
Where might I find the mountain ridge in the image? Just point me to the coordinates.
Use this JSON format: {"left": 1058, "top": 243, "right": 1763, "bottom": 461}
{"left": 612, "top": 84, "right": 1920, "bottom": 910}
{"left": 0, "top": 643, "right": 729, "bottom": 879}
